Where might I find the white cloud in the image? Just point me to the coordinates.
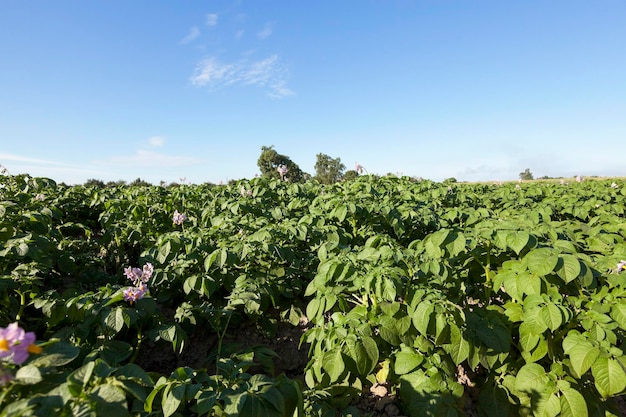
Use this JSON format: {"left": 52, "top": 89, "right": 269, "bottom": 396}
{"left": 190, "top": 54, "right": 293, "bottom": 98}
{"left": 0, "top": 152, "right": 113, "bottom": 184}
{"left": 206, "top": 13, "right": 218, "bottom": 27}
{"left": 257, "top": 22, "right": 273, "bottom": 39}
{"left": 268, "top": 80, "right": 295, "bottom": 99}
{"left": 235, "top": 29, "right": 245, "bottom": 39}
{"left": 147, "top": 136, "right": 165, "bottom": 147}
{"left": 180, "top": 26, "right": 200, "bottom": 44}
{"left": 190, "top": 58, "right": 238, "bottom": 87}
{"left": 102, "top": 150, "right": 202, "bottom": 168}
{"left": 0, "top": 152, "right": 66, "bottom": 166}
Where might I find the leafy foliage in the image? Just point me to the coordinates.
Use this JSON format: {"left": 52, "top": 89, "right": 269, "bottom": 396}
{"left": 1, "top": 171, "right": 626, "bottom": 416}
{"left": 314, "top": 153, "right": 345, "bottom": 184}
{"left": 257, "top": 145, "right": 306, "bottom": 182}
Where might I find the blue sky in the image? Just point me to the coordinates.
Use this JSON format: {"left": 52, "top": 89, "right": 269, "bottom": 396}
{"left": 1, "top": 1, "right": 624, "bottom": 185}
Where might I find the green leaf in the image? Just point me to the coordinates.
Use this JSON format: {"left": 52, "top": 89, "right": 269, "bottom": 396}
{"left": 333, "top": 204, "right": 347, "bottom": 222}
{"left": 591, "top": 356, "right": 626, "bottom": 398}
{"left": 446, "top": 325, "right": 470, "bottom": 365}
{"left": 445, "top": 232, "right": 466, "bottom": 257}
{"left": 478, "top": 383, "right": 510, "bottom": 417}
{"left": 322, "top": 348, "right": 345, "bottom": 383}
{"left": 556, "top": 254, "right": 582, "bottom": 283}
{"left": 519, "top": 322, "right": 540, "bottom": 351}
{"left": 562, "top": 332, "right": 599, "bottom": 378}
{"left": 15, "top": 365, "right": 42, "bottom": 385}
{"left": 91, "top": 384, "right": 129, "bottom": 417}
{"left": 156, "top": 240, "right": 171, "bottom": 264}
{"left": 559, "top": 387, "right": 588, "bottom": 417}
{"left": 28, "top": 341, "right": 80, "bottom": 367}
{"left": 306, "top": 297, "right": 324, "bottom": 323}
{"left": 204, "top": 251, "right": 218, "bottom": 271}
{"left": 610, "top": 303, "right": 626, "bottom": 330}
{"left": 424, "top": 229, "right": 449, "bottom": 258}
{"left": 534, "top": 393, "right": 561, "bottom": 417}
{"left": 500, "top": 270, "right": 522, "bottom": 301}
{"left": 411, "top": 301, "right": 433, "bottom": 336}
{"left": 105, "top": 307, "right": 125, "bottom": 333}
{"left": 526, "top": 248, "right": 559, "bottom": 276}
{"left": 163, "top": 384, "right": 185, "bottom": 417}
{"left": 394, "top": 347, "right": 424, "bottom": 375}
{"left": 515, "top": 363, "right": 549, "bottom": 393}
{"left": 539, "top": 303, "right": 563, "bottom": 332}
{"left": 507, "top": 231, "right": 530, "bottom": 255}
{"left": 345, "top": 336, "right": 379, "bottom": 376}
{"left": 99, "top": 340, "right": 133, "bottom": 365}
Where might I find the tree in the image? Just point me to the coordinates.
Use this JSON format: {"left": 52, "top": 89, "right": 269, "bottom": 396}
{"left": 257, "top": 146, "right": 305, "bottom": 182}
{"left": 343, "top": 170, "right": 359, "bottom": 181}
{"left": 130, "top": 177, "right": 152, "bottom": 186}
{"left": 314, "top": 153, "right": 345, "bottom": 184}
{"left": 84, "top": 178, "right": 105, "bottom": 188}
{"left": 519, "top": 168, "right": 534, "bottom": 181}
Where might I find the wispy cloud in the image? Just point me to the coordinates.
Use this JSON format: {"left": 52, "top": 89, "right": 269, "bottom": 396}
{"left": 101, "top": 150, "right": 202, "bottom": 168}
{"left": 206, "top": 13, "right": 218, "bottom": 27}
{"left": 268, "top": 80, "right": 294, "bottom": 99}
{"left": 0, "top": 152, "right": 67, "bottom": 166}
{"left": 190, "top": 54, "right": 294, "bottom": 98}
{"left": 257, "top": 22, "right": 273, "bottom": 39}
{"left": 180, "top": 26, "right": 200, "bottom": 44}
{"left": 0, "top": 152, "right": 112, "bottom": 183}
{"left": 147, "top": 136, "right": 165, "bottom": 147}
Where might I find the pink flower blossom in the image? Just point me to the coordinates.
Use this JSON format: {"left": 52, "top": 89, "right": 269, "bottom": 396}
{"left": 618, "top": 260, "right": 626, "bottom": 272}
{"left": 123, "top": 263, "right": 153, "bottom": 304}
{"left": 124, "top": 263, "right": 153, "bottom": 286}
{"left": 0, "top": 323, "right": 42, "bottom": 365}
{"left": 173, "top": 210, "right": 187, "bottom": 225}
{"left": 123, "top": 283, "right": 148, "bottom": 304}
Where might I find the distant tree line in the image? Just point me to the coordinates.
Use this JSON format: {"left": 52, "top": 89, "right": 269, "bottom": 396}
{"left": 257, "top": 145, "right": 360, "bottom": 184}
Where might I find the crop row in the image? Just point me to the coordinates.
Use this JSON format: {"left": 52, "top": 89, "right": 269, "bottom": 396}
{"left": 0, "top": 173, "right": 625, "bottom": 416}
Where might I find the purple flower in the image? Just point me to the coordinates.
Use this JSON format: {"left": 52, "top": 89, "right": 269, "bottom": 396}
{"left": 173, "top": 210, "right": 187, "bottom": 225}
{"left": 123, "top": 283, "right": 148, "bottom": 304}
{"left": 124, "top": 262, "right": 153, "bottom": 286}
{"left": 123, "top": 263, "right": 152, "bottom": 304}
{"left": 576, "top": 175, "right": 583, "bottom": 183}
{"left": 0, "top": 323, "right": 42, "bottom": 365}
{"left": 618, "top": 260, "right": 626, "bottom": 272}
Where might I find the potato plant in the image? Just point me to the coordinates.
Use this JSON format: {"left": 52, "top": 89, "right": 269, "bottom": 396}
{"left": 1, "top": 172, "right": 625, "bottom": 416}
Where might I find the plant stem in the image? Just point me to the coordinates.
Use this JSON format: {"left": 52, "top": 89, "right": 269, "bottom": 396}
{"left": 130, "top": 326, "right": 143, "bottom": 363}
{"left": 15, "top": 290, "right": 27, "bottom": 322}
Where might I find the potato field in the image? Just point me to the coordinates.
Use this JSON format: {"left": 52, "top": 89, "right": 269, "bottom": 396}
{"left": 1, "top": 173, "right": 625, "bottom": 417}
